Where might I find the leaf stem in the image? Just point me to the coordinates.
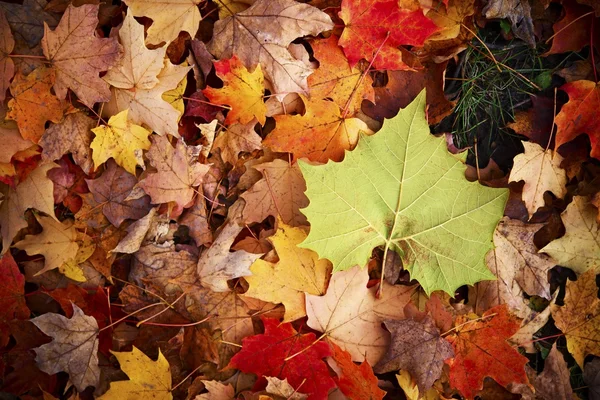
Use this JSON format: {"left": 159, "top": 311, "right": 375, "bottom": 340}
{"left": 441, "top": 312, "right": 497, "bottom": 337}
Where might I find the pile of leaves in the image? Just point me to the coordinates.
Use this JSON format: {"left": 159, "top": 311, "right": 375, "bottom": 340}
{"left": 0, "top": 0, "right": 599, "bottom": 399}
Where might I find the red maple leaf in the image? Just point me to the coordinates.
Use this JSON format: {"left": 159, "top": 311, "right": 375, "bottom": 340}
{"left": 0, "top": 252, "right": 30, "bottom": 347}
{"left": 338, "top": 0, "right": 439, "bottom": 70}
{"left": 228, "top": 317, "right": 336, "bottom": 400}
{"left": 445, "top": 305, "right": 530, "bottom": 399}
{"left": 555, "top": 80, "right": 600, "bottom": 160}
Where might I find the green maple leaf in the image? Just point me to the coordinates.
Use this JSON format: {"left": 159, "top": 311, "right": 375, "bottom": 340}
{"left": 298, "top": 91, "right": 508, "bottom": 295}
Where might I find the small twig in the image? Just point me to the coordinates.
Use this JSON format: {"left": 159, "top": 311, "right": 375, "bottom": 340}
{"left": 441, "top": 313, "right": 498, "bottom": 337}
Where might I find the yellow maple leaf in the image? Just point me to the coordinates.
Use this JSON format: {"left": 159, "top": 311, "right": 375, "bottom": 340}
{"left": 91, "top": 109, "right": 151, "bottom": 175}
{"left": 245, "top": 220, "right": 331, "bottom": 322}
{"left": 552, "top": 269, "right": 600, "bottom": 367}
{"left": 99, "top": 346, "right": 172, "bottom": 399}
{"left": 162, "top": 74, "right": 187, "bottom": 118}
{"left": 203, "top": 55, "right": 266, "bottom": 126}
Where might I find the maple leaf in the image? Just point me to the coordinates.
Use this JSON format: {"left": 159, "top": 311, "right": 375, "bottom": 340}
{"left": 445, "top": 305, "right": 530, "bottom": 399}
{"left": 6, "top": 67, "right": 63, "bottom": 143}
{"left": 40, "top": 112, "right": 95, "bottom": 174}
{"left": 0, "top": 162, "right": 58, "bottom": 254}
{"left": 216, "top": 0, "right": 256, "bottom": 18}
{"left": 240, "top": 159, "right": 308, "bottom": 226}
{"left": 328, "top": 341, "right": 386, "bottom": 400}
{"left": 305, "top": 266, "right": 415, "bottom": 365}
{"left": 86, "top": 159, "right": 151, "bottom": 227}
{"left": 482, "top": 0, "right": 534, "bottom": 47}
{"left": 584, "top": 359, "right": 600, "bottom": 399}
{"left": 14, "top": 214, "right": 79, "bottom": 276}
{"left": 0, "top": 252, "right": 29, "bottom": 347}
{"left": 551, "top": 270, "right": 600, "bottom": 367}
{"left": 546, "top": 1, "right": 595, "bottom": 55}
{"left": 0, "top": 10, "right": 14, "bottom": 102}
{"left": 122, "top": 0, "right": 201, "bottom": 45}
{"left": 338, "top": 0, "right": 439, "bottom": 70}
{"left": 203, "top": 55, "right": 266, "bottom": 126}
{"left": 91, "top": 109, "right": 152, "bottom": 175}
{"left": 509, "top": 141, "right": 567, "bottom": 218}
{"left": 179, "top": 196, "right": 212, "bottom": 246}
{"left": 30, "top": 304, "right": 100, "bottom": 392}
{"left": 265, "top": 377, "right": 308, "bottom": 399}
{"left": 541, "top": 196, "right": 600, "bottom": 273}
{"left": 509, "top": 294, "right": 556, "bottom": 353}
{"left": 0, "top": 124, "right": 33, "bottom": 164}
{"left": 299, "top": 91, "right": 507, "bottom": 295}
{"left": 506, "top": 95, "right": 555, "bottom": 147}
{"left": 228, "top": 316, "right": 336, "bottom": 400}
{"left": 263, "top": 96, "right": 372, "bottom": 163}
{"left": 197, "top": 201, "right": 262, "bottom": 292}
{"left": 196, "top": 380, "right": 235, "bottom": 399}
{"left": 375, "top": 315, "right": 453, "bottom": 393}
{"left": 138, "top": 135, "right": 210, "bottom": 208}
{"left": 307, "top": 35, "right": 374, "bottom": 116}
{"left": 245, "top": 221, "right": 331, "bottom": 322}
{"left": 103, "top": 13, "right": 190, "bottom": 136}
{"left": 42, "top": 4, "right": 123, "bottom": 108}
{"left": 213, "top": 120, "right": 262, "bottom": 165}
{"left": 207, "top": 0, "right": 333, "bottom": 99}
{"left": 554, "top": 80, "right": 600, "bottom": 160}
{"left": 99, "top": 346, "right": 172, "bottom": 399}
{"left": 533, "top": 343, "right": 575, "bottom": 400}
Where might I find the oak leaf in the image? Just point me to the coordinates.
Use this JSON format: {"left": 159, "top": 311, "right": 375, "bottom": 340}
{"left": 40, "top": 112, "right": 95, "bottom": 174}
{"left": 203, "top": 55, "right": 266, "bottom": 126}
{"left": 122, "top": 0, "right": 201, "bottom": 45}
{"left": 375, "top": 315, "right": 454, "bottom": 393}
{"left": 551, "top": 269, "right": 600, "bottom": 367}
{"left": 0, "top": 252, "right": 29, "bottom": 347}
{"left": 305, "top": 266, "right": 415, "bottom": 365}
{"left": 0, "top": 162, "right": 58, "bottom": 253}
{"left": 31, "top": 304, "right": 100, "bottom": 392}
{"left": 0, "top": 9, "right": 14, "bottom": 102}
{"left": 509, "top": 141, "right": 567, "bottom": 217}
{"left": 228, "top": 316, "right": 336, "bottom": 400}
{"left": 103, "top": 13, "right": 190, "bottom": 136}
{"left": 263, "top": 96, "right": 372, "bottom": 162}
{"left": 540, "top": 196, "right": 600, "bottom": 273}
{"left": 328, "top": 341, "right": 386, "bottom": 400}
{"left": 14, "top": 214, "right": 79, "bottom": 276}
{"left": 554, "top": 80, "right": 600, "bottom": 160}
{"left": 138, "top": 135, "right": 210, "bottom": 208}
{"left": 86, "top": 159, "right": 151, "bottom": 227}
{"left": 245, "top": 221, "right": 331, "bottom": 322}
{"left": 213, "top": 120, "right": 262, "bottom": 165}
{"left": 240, "top": 159, "right": 308, "bottom": 226}
{"left": 299, "top": 91, "right": 507, "bottom": 295}
{"left": 91, "top": 109, "right": 151, "bottom": 175}
{"left": 6, "top": 67, "right": 63, "bottom": 142}
{"left": 41, "top": 4, "right": 123, "bottom": 108}
{"left": 207, "top": 0, "right": 333, "bottom": 99}
{"left": 338, "top": 0, "right": 439, "bottom": 70}
{"left": 307, "top": 35, "right": 374, "bottom": 116}
{"left": 99, "top": 346, "right": 172, "bottom": 399}
{"left": 445, "top": 305, "right": 529, "bottom": 399}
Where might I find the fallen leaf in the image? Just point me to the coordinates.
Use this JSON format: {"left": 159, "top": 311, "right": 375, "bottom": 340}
{"left": 179, "top": 196, "right": 212, "bottom": 246}
{"left": 196, "top": 380, "right": 235, "bottom": 400}
{"left": 509, "top": 294, "right": 555, "bottom": 353}
{"left": 328, "top": 341, "right": 386, "bottom": 400}
{"left": 0, "top": 124, "right": 34, "bottom": 164}
{"left": 216, "top": 0, "right": 256, "bottom": 18}
{"left": 535, "top": 343, "right": 575, "bottom": 400}
{"left": 228, "top": 316, "right": 336, "bottom": 400}
{"left": 263, "top": 96, "right": 372, "bottom": 162}
{"left": 482, "top": 0, "right": 535, "bottom": 46}
{"left": 551, "top": 269, "right": 600, "bottom": 367}
{"left": 0, "top": 0, "right": 60, "bottom": 50}
{"left": 86, "top": 159, "right": 152, "bottom": 227}
{"left": 207, "top": 0, "right": 333, "bottom": 99}
{"left": 299, "top": 91, "right": 507, "bottom": 295}
{"left": 546, "top": 1, "right": 596, "bottom": 55}
{"left": 213, "top": 120, "right": 262, "bottom": 165}
{"left": 445, "top": 305, "right": 530, "bottom": 399}
{"left": 0, "top": 162, "right": 58, "bottom": 253}
{"left": 122, "top": 0, "right": 201, "bottom": 45}
{"left": 99, "top": 346, "right": 172, "bottom": 399}
{"left": 240, "top": 159, "right": 309, "bottom": 226}
{"left": 245, "top": 221, "right": 331, "bottom": 322}
{"left": 338, "top": 0, "right": 439, "bottom": 70}
{"left": 396, "top": 370, "right": 420, "bottom": 400}
{"left": 6, "top": 67, "right": 63, "bottom": 142}
{"left": 91, "top": 109, "right": 151, "bottom": 175}
{"left": 554, "top": 80, "right": 600, "bottom": 160}
{"left": 506, "top": 95, "right": 555, "bottom": 148}
{"left": 110, "top": 208, "right": 157, "bottom": 254}
{"left": 0, "top": 252, "right": 30, "bottom": 346}
{"left": 0, "top": 9, "right": 14, "bottom": 102}
{"left": 138, "top": 135, "right": 210, "bottom": 208}
{"left": 14, "top": 214, "right": 79, "bottom": 276}
{"left": 40, "top": 112, "right": 95, "bottom": 174}
{"left": 305, "top": 265, "right": 415, "bottom": 365}
{"left": 584, "top": 358, "right": 600, "bottom": 400}
{"left": 41, "top": 4, "right": 123, "bottom": 107}
{"left": 375, "top": 315, "right": 454, "bottom": 393}
{"left": 540, "top": 196, "right": 600, "bottom": 273}
{"left": 308, "top": 35, "right": 374, "bottom": 116}
{"left": 265, "top": 377, "right": 308, "bottom": 400}
{"left": 31, "top": 304, "right": 100, "bottom": 392}
{"left": 203, "top": 55, "right": 266, "bottom": 126}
